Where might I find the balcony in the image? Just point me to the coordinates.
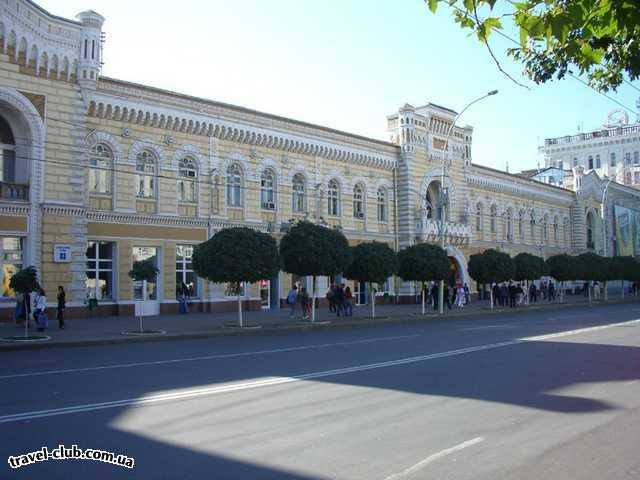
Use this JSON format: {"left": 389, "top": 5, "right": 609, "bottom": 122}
{"left": 415, "top": 218, "right": 471, "bottom": 245}
{"left": 0, "top": 182, "right": 28, "bottom": 201}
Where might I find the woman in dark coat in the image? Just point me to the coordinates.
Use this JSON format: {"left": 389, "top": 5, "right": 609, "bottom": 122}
{"left": 57, "top": 286, "right": 66, "bottom": 329}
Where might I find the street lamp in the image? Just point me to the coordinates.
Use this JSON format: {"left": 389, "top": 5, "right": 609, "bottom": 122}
{"left": 601, "top": 177, "right": 613, "bottom": 257}
{"left": 437, "top": 89, "right": 498, "bottom": 314}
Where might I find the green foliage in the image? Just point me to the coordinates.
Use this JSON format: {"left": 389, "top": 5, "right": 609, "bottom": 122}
{"left": 468, "top": 248, "right": 514, "bottom": 285}
{"left": 425, "top": 0, "right": 640, "bottom": 92}
{"left": 513, "top": 252, "right": 547, "bottom": 281}
{"left": 192, "top": 227, "right": 280, "bottom": 286}
{"left": 622, "top": 256, "right": 640, "bottom": 282}
{"left": 344, "top": 242, "right": 397, "bottom": 286}
{"left": 128, "top": 258, "right": 159, "bottom": 282}
{"left": 575, "top": 252, "right": 607, "bottom": 281}
{"left": 279, "top": 221, "right": 351, "bottom": 277}
{"left": 9, "top": 266, "right": 38, "bottom": 294}
{"left": 397, "top": 243, "right": 450, "bottom": 283}
{"left": 546, "top": 254, "right": 582, "bottom": 282}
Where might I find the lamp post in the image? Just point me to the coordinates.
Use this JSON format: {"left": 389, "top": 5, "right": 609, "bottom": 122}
{"left": 601, "top": 177, "right": 613, "bottom": 257}
{"left": 437, "top": 90, "right": 498, "bottom": 314}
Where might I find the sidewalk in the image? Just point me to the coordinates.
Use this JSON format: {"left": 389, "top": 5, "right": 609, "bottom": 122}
{"left": 1, "top": 294, "right": 637, "bottom": 351}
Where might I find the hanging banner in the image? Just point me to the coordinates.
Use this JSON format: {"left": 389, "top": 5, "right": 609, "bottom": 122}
{"left": 614, "top": 205, "right": 640, "bottom": 256}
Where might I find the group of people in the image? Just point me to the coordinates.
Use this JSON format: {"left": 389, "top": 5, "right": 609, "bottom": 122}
{"left": 14, "top": 286, "right": 66, "bottom": 331}
{"left": 423, "top": 282, "right": 470, "bottom": 310}
{"left": 489, "top": 280, "right": 557, "bottom": 307}
{"left": 326, "top": 283, "right": 354, "bottom": 317}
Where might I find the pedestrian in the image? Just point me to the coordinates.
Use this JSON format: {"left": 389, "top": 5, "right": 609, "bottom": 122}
{"left": 57, "top": 286, "right": 66, "bottom": 329}
{"left": 14, "top": 291, "right": 25, "bottom": 325}
{"left": 299, "top": 287, "right": 310, "bottom": 320}
{"left": 492, "top": 283, "right": 500, "bottom": 306}
{"left": 500, "top": 283, "right": 509, "bottom": 307}
{"left": 286, "top": 285, "right": 298, "bottom": 318}
{"left": 508, "top": 282, "right": 516, "bottom": 308}
{"left": 326, "top": 284, "right": 336, "bottom": 313}
{"left": 443, "top": 284, "right": 452, "bottom": 310}
{"left": 548, "top": 282, "right": 556, "bottom": 302}
{"left": 541, "top": 281, "right": 548, "bottom": 300}
{"left": 34, "top": 287, "right": 48, "bottom": 331}
{"left": 529, "top": 283, "right": 537, "bottom": 303}
{"left": 593, "top": 281, "right": 600, "bottom": 300}
{"left": 335, "top": 284, "right": 345, "bottom": 317}
{"left": 463, "top": 283, "right": 470, "bottom": 304}
{"left": 583, "top": 281, "right": 589, "bottom": 298}
{"left": 516, "top": 284, "right": 524, "bottom": 306}
{"left": 456, "top": 285, "right": 465, "bottom": 307}
{"left": 178, "top": 282, "right": 189, "bottom": 314}
{"left": 343, "top": 286, "right": 353, "bottom": 316}
{"left": 431, "top": 283, "right": 439, "bottom": 311}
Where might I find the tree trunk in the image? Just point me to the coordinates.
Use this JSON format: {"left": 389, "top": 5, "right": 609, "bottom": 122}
{"left": 237, "top": 282, "right": 243, "bottom": 328}
{"left": 24, "top": 295, "right": 29, "bottom": 338}
{"left": 588, "top": 282, "right": 592, "bottom": 306}
{"left": 421, "top": 282, "right": 426, "bottom": 315}
{"left": 622, "top": 279, "right": 625, "bottom": 300}
{"left": 604, "top": 281, "right": 608, "bottom": 302}
{"left": 438, "top": 280, "right": 444, "bottom": 314}
{"left": 370, "top": 282, "right": 376, "bottom": 319}
{"left": 490, "top": 285, "right": 494, "bottom": 310}
{"left": 311, "top": 275, "right": 317, "bottom": 323}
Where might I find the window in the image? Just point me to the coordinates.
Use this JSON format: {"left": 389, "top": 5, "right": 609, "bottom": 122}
{"left": 475, "top": 203, "right": 483, "bottom": 232}
{"left": 610, "top": 152, "right": 616, "bottom": 167}
{"left": 176, "top": 245, "right": 197, "bottom": 298}
{"left": 353, "top": 184, "right": 364, "bottom": 219}
{"left": 85, "top": 241, "right": 113, "bottom": 300}
{"left": 328, "top": 179, "right": 340, "bottom": 216}
{"left": 89, "top": 143, "right": 112, "bottom": 194}
{"left": 260, "top": 169, "right": 276, "bottom": 209}
{"left": 178, "top": 157, "right": 197, "bottom": 203}
{"left": 588, "top": 155, "right": 594, "bottom": 170}
{"left": 626, "top": 152, "right": 632, "bottom": 165}
{"left": 1, "top": 237, "right": 23, "bottom": 298}
{"left": 627, "top": 172, "right": 633, "bottom": 184}
{"left": 635, "top": 151, "right": 639, "bottom": 165}
{"left": 292, "top": 173, "right": 306, "bottom": 213}
{"left": 595, "top": 154, "right": 601, "bottom": 169}
{"left": 226, "top": 163, "right": 242, "bottom": 207}
{"left": 572, "top": 157, "right": 578, "bottom": 167}
{"left": 530, "top": 212, "right": 536, "bottom": 240}
{"left": 553, "top": 216, "right": 559, "bottom": 242}
{"left": 563, "top": 218, "right": 569, "bottom": 243}
{"left": 0, "top": 115, "right": 16, "bottom": 184}
{"left": 377, "top": 187, "right": 387, "bottom": 222}
{"left": 505, "top": 210, "right": 513, "bottom": 240}
{"left": 518, "top": 210, "right": 525, "bottom": 241}
{"left": 490, "top": 205, "right": 497, "bottom": 234}
{"left": 135, "top": 150, "right": 156, "bottom": 198}
{"left": 132, "top": 246, "right": 158, "bottom": 300}
{"left": 543, "top": 214, "right": 549, "bottom": 242}
{"left": 635, "top": 172, "right": 640, "bottom": 184}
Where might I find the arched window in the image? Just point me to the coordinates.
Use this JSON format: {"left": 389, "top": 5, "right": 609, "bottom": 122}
{"left": 89, "top": 143, "right": 113, "bottom": 194}
{"left": 226, "top": 163, "right": 242, "bottom": 207}
{"left": 490, "top": 205, "right": 497, "bottom": 234}
{"left": 586, "top": 211, "right": 595, "bottom": 248}
{"left": 588, "top": 155, "right": 594, "bottom": 169}
{"left": 135, "top": 150, "right": 156, "bottom": 198}
{"left": 475, "top": 203, "right": 483, "bottom": 232}
{"left": 178, "top": 157, "right": 197, "bottom": 203}
{"left": 505, "top": 209, "right": 513, "bottom": 240}
{"left": 292, "top": 173, "right": 306, "bottom": 213}
{"left": 0, "top": 115, "right": 17, "bottom": 185}
{"left": 595, "top": 154, "right": 601, "bottom": 169}
{"left": 563, "top": 217, "right": 569, "bottom": 244}
{"left": 353, "top": 184, "right": 364, "bottom": 219}
{"left": 327, "top": 179, "right": 340, "bottom": 217}
{"left": 553, "top": 216, "right": 559, "bottom": 242}
{"left": 610, "top": 152, "right": 616, "bottom": 167}
{"left": 260, "top": 169, "right": 276, "bottom": 210}
{"left": 530, "top": 212, "right": 536, "bottom": 240}
{"left": 518, "top": 210, "right": 525, "bottom": 241}
{"left": 543, "top": 214, "right": 549, "bottom": 242}
{"left": 377, "top": 187, "right": 387, "bottom": 222}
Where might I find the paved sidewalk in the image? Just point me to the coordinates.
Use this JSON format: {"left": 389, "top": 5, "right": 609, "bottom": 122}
{"left": 1, "top": 293, "right": 637, "bottom": 350}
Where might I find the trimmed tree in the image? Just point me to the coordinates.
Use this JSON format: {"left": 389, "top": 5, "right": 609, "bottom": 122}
{"left": 192, "top": 227, "right": 280, "bottom": 327}
{"left": 128, "top": 258, "right": 160, "bottom": 332}
{"left": 610, "top": 256, "right": 628, "bottom": 300}
{"left": 9, "top": 266, "right": 38, "bottom": 338}
{"left": 623, "top": 256, "right": 640, "bottom": 297}
{"left": 344, "top": 242, "right": 397, "bottom": 319}
{"left": 513, "top": 253, "right": 547, "bottom": 304}
{"left": 468, "top": 249, "right": 514, "bottom": 309}
{"left": 397, "top": 243, "right": 450, "bottom": 315}
{"left": 576, "top": 252, "right": 607, "bottom": 305}
{"left": 279, "top": 221, "right": 351, "bottom": 322}
{"left": 546, "top": 254, "right": 580, "bottom": 303}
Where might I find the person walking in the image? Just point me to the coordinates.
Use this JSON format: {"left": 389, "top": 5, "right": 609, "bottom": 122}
{"left": 178, "top": 282, "right": 189, "bottom": 314}
{"left": 492, "top": 283, "right": 500, "bottom": 307}
{"left": 326, "top": 284, "right": 336, "bottom": 313}
{"left": 455, "top": 285, "right": 465, "bottom": 307}
{"left": 335, "top": 284, "right": 345, "bottom": 317}
{"left": 508, "top": 282, "right": 516, "bottom": 308}
{"left": 593, "top": 281, "right": 600, "bottom": 300}
{"left": 432, "top": 283, "right": 440, "bottom": 311}
{"left": 56, "top": 286, "right": 66, "bottom": 329}
{"left": 500, "top": 283, "right": 509, "bottom": 307}
{"left": 34, "top": 287, "right": 48, "bottom": 331}
{"left": 463, "top": 283, "right": 470, "bottom": 305}
{"left": 286, "top": 285, "right": 299, "bottom": 319}
{"left": 343, "top": 286, "right": 353, "bottom": 316}
{"left": 529, "top": 283, "right": 537, "bottom": 303}
{"left": 548, "top": 282, "right": 556, "bottom": 302}
{"left": 299, "top": 287, "right": 310, "bottom": 320}
{"left": 443, "top": 284, "right": 452, "bottom": 310}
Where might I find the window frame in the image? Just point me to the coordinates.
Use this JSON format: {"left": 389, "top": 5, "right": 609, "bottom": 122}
{"left": 292, "top": 173, "right": 306, "bottom": 214}
{"left": 327, "top": 179, "right": 340, "bottom": 217}
{"left": 377, "top": 187, "right": 387, "bottom": 222}
{"left": 226, "top": 163, "right": 243, "bottom": 208}
{"left": 176, "top": 244, "right": 198, "bottom": 298}
{"left": 0, "top": 237, "right": 23, "bottom": 298}
{"left": 353, "top": 184, "right": 365, "bottom": 219}
{"left": 85, "top": 241, "right": 114, "bottom": 301}
{"left": 178, "top": 157, "right": 198, "bottom": 203}
{"left": 260, "top": 168, "right": 276, "bottom": 210}
{"left": 135, "top": 150, "right": 157, "bottom": 199}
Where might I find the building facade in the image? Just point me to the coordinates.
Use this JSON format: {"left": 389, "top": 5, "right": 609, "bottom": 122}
{"left": 1, "top": 0, "right": 639, "bottom": 319}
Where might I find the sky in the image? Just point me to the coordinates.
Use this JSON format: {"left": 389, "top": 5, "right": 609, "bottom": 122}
{"left": 40, "top": 0, "right": 640, "bottom": 173}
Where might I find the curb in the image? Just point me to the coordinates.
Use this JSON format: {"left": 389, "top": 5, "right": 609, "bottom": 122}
{"left": 1, "top": 298, "right": 638, "bottom": 352}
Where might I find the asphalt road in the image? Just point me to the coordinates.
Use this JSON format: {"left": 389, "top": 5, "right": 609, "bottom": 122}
{"left": 1, "top": 303, "right": 639, "bottom": 479}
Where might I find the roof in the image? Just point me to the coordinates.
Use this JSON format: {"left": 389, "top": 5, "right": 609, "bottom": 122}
{"left": 473, "top": 163, "right": 573, "bottom": 194}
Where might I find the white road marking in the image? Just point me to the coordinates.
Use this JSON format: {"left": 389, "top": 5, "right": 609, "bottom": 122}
{"left": 383, "top": 437, "right": 485, "bottom": 480}
{"left": 458, "top": 324, "right": 516, "bottom": 331}
{"left": 1, "top": 318, "right": 638, "bottom": 424}
{"left": 0, "top": 334, "right": 421, "bottom": 380}
{"left": 624, "top": 380, "right": 637, "bottom": 387}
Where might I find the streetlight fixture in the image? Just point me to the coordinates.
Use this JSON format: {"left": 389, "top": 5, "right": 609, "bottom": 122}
{"left": 437, "top": 89, "right": 498, "bottom": 314}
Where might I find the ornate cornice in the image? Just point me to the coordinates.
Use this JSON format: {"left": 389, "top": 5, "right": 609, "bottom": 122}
{"left": 0, "top": 202, "right": 30, "bottom": 216}
{"left": 467, "top": 171, "right": 574, "bottom": 205}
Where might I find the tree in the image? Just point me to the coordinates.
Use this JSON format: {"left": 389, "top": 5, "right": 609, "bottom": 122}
{"left": 610, "top": 256, "right": 628, "bottom": 299}
{"left": 600, "top": 256, "right": 621, "bottom": 301}
{"left": 279, "top": 221, "right": 351, "bottom": 322}
{"left": 426, "top": 0, "right": 640, "bottom": 92}
{"left": 344, "top": 242, "right": 397, "bottom": 319}
{"left": 513, "top": 253, "right": 547, "bottom": 304}
{"left": 193, "top": 227, "right": 280, "bottom": 327}
{"left": 576, "top": 252, "right": 607, "bottom": 304}
{"left": 128, "top": 258, "right": 160, "bottom": 333}
{"left": 9, "top": 266, "right": 38, "bottom": 339}
{"left": 397, "top": 243, "right": 450, "bottom": 314}
{"left": 546, "top": 254, "right": 581, "bottom": 303}
{"left": 468, "top": 249, "right": 514, "bottom": 309}
{"left": 623, "top": 256, "right": 640, "bottom": 297}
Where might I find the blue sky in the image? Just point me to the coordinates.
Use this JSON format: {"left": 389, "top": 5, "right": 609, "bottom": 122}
{"left": 42, "top": 0, "right": 640, "bottom": 172}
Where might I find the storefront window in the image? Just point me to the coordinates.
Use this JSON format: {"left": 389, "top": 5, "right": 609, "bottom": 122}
{"left": 1, "top": 237, "right": 23, "bottom": 298}
{"left": 176, "top": 245, "right": 197, "bottom": 298}
{"left": 85, "top": 241, "right": 114, "bottom": 300}
{"left": 132, "top": 246, "right": 158, "bottom": 300}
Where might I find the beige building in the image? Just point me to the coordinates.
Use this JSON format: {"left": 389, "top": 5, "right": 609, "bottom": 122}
{"left": 0, "top": 0, "right": 638, "bottom": 319}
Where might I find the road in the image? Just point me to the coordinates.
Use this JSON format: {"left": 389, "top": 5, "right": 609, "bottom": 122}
{"left": 1, "top": 303, "right": 639, "bottom": 479}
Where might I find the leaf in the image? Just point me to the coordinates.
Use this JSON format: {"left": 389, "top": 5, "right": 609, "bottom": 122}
{"left": 428, "top": 0, "right": 439, "bottom": 13}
